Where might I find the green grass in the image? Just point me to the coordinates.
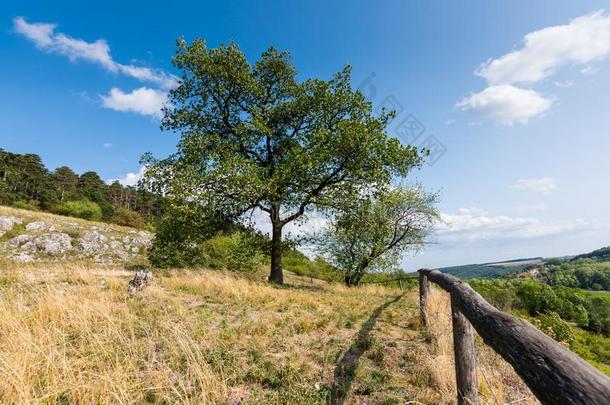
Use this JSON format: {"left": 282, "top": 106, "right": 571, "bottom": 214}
{"left": 0, "top": 222, "right": 26, "bottom": 242}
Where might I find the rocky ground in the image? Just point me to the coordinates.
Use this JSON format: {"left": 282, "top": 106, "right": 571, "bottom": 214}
{"left": 0, "top": 206, "right": 152, "bottom": 264}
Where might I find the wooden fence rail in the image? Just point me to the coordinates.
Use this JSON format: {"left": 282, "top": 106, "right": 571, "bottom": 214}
{"left": 418, "top": 268, "right": 610, "bottom": 405}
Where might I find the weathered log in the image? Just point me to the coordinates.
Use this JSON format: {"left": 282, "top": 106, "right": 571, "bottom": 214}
{"left": 419, "top": 271, "right": 429, "bottom": 328}
{"left": 419, "top": 268, "right": 610, "bottom": 405}
{"left": 451, "top": 293, "right": 478, "bottom": 405}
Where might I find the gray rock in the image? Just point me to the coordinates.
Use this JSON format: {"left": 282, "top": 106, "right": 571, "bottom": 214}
{"left": 8, "top": 234, "right": 33, "bottom": 248}
{"left": 124, "top": 235, "right": 152, "bottom": 250}
{"left": 0, "top": 215, "right": 152, "bottom": 264}
{"left": 25, "top": 221, "right": 48, "bottom": 232}
{"left": 39, "top": 233, "right": 72, "bottom": 254}
{"left": 12, "top": 252, "right": 34, "bottom": 263}
{"left": 0, "top": 216, "right": 23, "bottom": 237}
{"left": 78, "top": 231, "right": 108, "bottom": 255}
{"left": 9, "top": 232, "right": 72, "bottom": 255}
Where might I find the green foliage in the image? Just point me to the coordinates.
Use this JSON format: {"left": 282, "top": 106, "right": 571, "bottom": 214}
{"left": 468, "top": 279, "right": 518, "bottom": 311}
{"left": 54, "top": 199, "right": 103, "bottom": 221}
{"left": 541, "top": 259, "right": 610, "bottom": 290}
{"left": 0, "top": 222, "right": 26, "bottom": 242}
{"left": 0, "top": 148, "right": 165, "bottom": 225}
{"left": 0, "top": 149, "right": 57, "bottom": 208}
{"left": 471, "top": 277, "right": 610, "bottom": 373}
{"left": 52, "top": 166, "right": 79, "bottom": 201}
{"left": 10, "top": 200, "right": 40, "bottom": 211}
{"left": 149, "top": 201, "right": 267, "bottom": 272}
{"left": 282, "top": 251, "right": 341, "bottom": 282}
{"left": 571, "top": 246, "right": 610, "bottom": 262}
{"left": 204, "top": 232, "right": 264, "bottom": 273}
{"left": 313, "top": 187, "right": 438, "bottom": 286}
{"left": 144, "top": 39, "right": 426, "bottom": 283}
{"left": 471, "top": 278, "right": 610, "bottom": 336}
{"left": 110, "top": 208, "right": 146, "bottom": 229}
{"left": 571, "top": 327, "right": 610, "bottom": 375}
{"left": 535, "top": 311, "right": 576, "bottom": 346}
{"left": 149, "top": 203, "right": 225, "bottom": 268}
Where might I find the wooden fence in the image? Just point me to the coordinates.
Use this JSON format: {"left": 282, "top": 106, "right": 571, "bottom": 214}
{"left": 418, "top": 268, "right": 610, "bottom": 405}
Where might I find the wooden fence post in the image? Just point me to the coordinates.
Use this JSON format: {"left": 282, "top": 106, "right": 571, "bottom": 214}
{"left": 419, "top": 270, "right": 429, "bottom": 328}
{"left": 451, "top": 293, "right": 478, "bottom": 405}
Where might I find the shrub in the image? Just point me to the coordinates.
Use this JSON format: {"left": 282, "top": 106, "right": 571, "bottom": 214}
{"left": 54, "top": 199, "right": 103, "bottom": 221}
{"left": 225, "top": 232, "right": 264, "bottom": 273}
{"left": 149, "top": 204, "right": 222, "bottom": 268}
{"left": 535, "top": 311, "right": 576, "bottom": 346}
{"left": 110, "top": 208, "right": 145, "bottom": 229}
{"left": 10, "top": 200, "right": 40, "bottom": 211}
{"left": 201, "top": 233, "right": 264, "bottom": 273}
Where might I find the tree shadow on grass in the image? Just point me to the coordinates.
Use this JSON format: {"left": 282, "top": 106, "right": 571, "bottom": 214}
{"left": 330, "top": 294, "right": 403, "bottom": 404}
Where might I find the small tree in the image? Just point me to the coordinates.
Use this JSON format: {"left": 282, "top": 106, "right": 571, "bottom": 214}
{"left": 54, "top": 199, "right": 103, "bottom": 221}
{"left": 314, "top": 187, "right": 438, "bottom": 286}
{"left": 145, "top": 39, "right": 425, "bottom": 283}
{"left": 111, "top": 207, "right": 146, "bottom": 229}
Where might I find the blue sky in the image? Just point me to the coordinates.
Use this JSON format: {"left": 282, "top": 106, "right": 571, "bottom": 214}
{"left": 2, "top": 1, "right": 610, "bottom": 269}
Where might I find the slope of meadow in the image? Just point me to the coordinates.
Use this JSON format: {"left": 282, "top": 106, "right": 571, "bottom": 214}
{"left": 0, "top": 262, "right": 537, "bottom": 404}
{"left": 0, "top": 206, "right": 538, "bottom": 403}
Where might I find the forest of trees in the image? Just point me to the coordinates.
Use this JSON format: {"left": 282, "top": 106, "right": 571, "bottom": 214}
{"left": 0, "top": 148, "right": 164, "bottom": 228}
{"left": 534, "top": 248, "right": 610, "bottom": 291}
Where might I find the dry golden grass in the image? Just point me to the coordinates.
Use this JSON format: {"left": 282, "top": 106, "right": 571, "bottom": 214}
{"left": 0, "top": 205, "right": 143, "bottom": 235}
{"left": 0, "top": 262, "right": 540, "bottom": 404}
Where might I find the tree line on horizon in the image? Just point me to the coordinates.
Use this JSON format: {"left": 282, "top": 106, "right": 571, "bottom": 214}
{"left": 0, "top": 148, "right": 164, "bottom": 228}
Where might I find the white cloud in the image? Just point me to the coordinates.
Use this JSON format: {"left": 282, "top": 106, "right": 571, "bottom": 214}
{"left": 458, "top": 11, "right": 610, "bottom": 125}
{"left": 511, "top": 177, "right": 556, "bottom": 193}
{"left": 13, "top": 17, "right": 177, "bottom": 89}
{"left": 436, "top": 207, "right": 589, "bottom": 243}
{"left": 477, "top": 11, "right": 610, "bottom": 85}
{"left": 553, "top": 80, "right": 575, "bottom": 88}
{"left": 103, "top": 142, "right": 113, "bottom": 148}
{"left": 101, "top": 87, "right": 167, "bottom": 117}
{"left": 106, "top": 166, "right": 146, "bottom": 187}
{"left": 456, "top": 85, "right": 552, "bottom": 126}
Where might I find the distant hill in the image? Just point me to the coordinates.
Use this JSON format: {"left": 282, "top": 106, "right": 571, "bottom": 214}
{"left": 438, "top": 257, "right": 543, "bottom": 279}
{"left": 571, "top": 246, "right": 610, "bottom": 262}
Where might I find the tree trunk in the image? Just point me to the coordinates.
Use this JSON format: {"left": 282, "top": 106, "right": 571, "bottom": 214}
{"left": 344, "top": 265, "right": 365, "bottom": 287}
{"left": 269, "top": 220, "right": 284, "bottom": 284}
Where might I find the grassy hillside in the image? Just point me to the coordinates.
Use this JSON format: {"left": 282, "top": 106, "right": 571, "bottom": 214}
{"left": 0, "top": 263, "right": 536, "bottom": 404}
{"left": 438, "top": 258, "right": 542, "bottom": 279}
{"left": 571, "top": 246, "right": 610, "bottom": 262}
{"left": 0, "top": 205, "right": 151, "bottom": 265}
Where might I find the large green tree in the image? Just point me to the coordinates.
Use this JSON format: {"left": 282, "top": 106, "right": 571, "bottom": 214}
{"left": 146, "top": 39, "right": 425, "bottom": 283}
{"left": 52, "top": 166, "right": 78, "bottom": 202}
